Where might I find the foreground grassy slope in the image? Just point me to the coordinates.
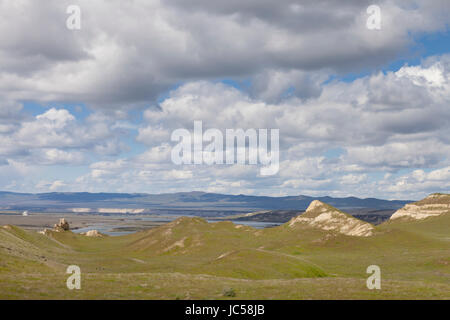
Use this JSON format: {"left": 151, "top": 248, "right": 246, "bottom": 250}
{"left": 0, "top": 199, "right": 449, "bottom": 299}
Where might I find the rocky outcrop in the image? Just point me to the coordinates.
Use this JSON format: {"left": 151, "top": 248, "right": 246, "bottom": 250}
{"left": 53, "top": 218, "right": 70, "bottom": 232}
{"left": 81, "top": 230, "right": 103, "bottom": 237}
{"left": 390, "top": 193, "right": 450, "bottom": 221}
{"left": 288, "top": 200, "right": 374, "bottom": 237}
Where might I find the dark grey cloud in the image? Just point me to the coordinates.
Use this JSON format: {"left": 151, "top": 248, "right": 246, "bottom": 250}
{"left": 0, "top": 0, "right": 449, "bottom": 107}
{"left": 165, "top": 0, "right": 374, "bottom": 31}
{"left": 0, "top": 1, "right": 89, "bottom": 75}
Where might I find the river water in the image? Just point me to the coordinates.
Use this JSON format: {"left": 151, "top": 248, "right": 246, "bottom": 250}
{"left": 72, "top": 216, "right": 281, "bottom": 236}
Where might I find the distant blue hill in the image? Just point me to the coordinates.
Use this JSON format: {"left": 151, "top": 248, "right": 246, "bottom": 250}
{"left": 0, "top": 191, "right": 412, "bottom": 213}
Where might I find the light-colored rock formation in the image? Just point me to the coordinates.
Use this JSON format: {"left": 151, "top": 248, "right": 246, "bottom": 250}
{"left": 81, "top": 230, "right": 103, "bottom": 237}
{"left": 38, "top": 228, "right": 51, "bottom": 235}
{"left": 98, "top": 208, "right": 145, "bottom": 214}
{"left": 53, "top": 218, "right": 70, "bottom": 231}
{"left": 71, "top": 208, "right": 92, "bottom": 213}
{"left": 71, "top": 208, "right": 146, "bottom": 214}
{"left": 390, "top": 193, "right": 450, "bottom": 221}
{"left": 288, "top": 200, "right": 374, "bottom": 237}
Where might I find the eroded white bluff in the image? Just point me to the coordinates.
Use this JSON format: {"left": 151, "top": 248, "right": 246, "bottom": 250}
{"left": 390, "top": 194, "right": 450, "bottom": 221}
{"left": 288, "top": 200, "right": 374, "bottom": 237}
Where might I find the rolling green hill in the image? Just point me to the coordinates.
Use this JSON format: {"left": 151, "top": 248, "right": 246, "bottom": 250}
{"left": 0, "top": 195, "right": 448, "bottom": 299}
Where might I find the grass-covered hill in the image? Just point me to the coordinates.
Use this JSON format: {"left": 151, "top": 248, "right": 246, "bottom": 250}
{"left": 390, "top": 193, "right": 450, "bottom": 221}
{"left": 0, "top": 194, "right": 448, "bottom": 299}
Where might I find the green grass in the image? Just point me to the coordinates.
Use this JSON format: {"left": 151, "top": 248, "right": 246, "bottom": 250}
{"left": 0, "top": 210, "right": 449, "bottom": 299}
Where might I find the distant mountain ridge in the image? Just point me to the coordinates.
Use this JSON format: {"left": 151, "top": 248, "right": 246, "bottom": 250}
{"left": 0, "top": 191, "right": 412, "bottom": 214}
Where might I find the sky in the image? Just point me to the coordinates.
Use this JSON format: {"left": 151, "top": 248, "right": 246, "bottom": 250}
{"left": 0, "top": 0, "right": 450, "bottom": 200}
